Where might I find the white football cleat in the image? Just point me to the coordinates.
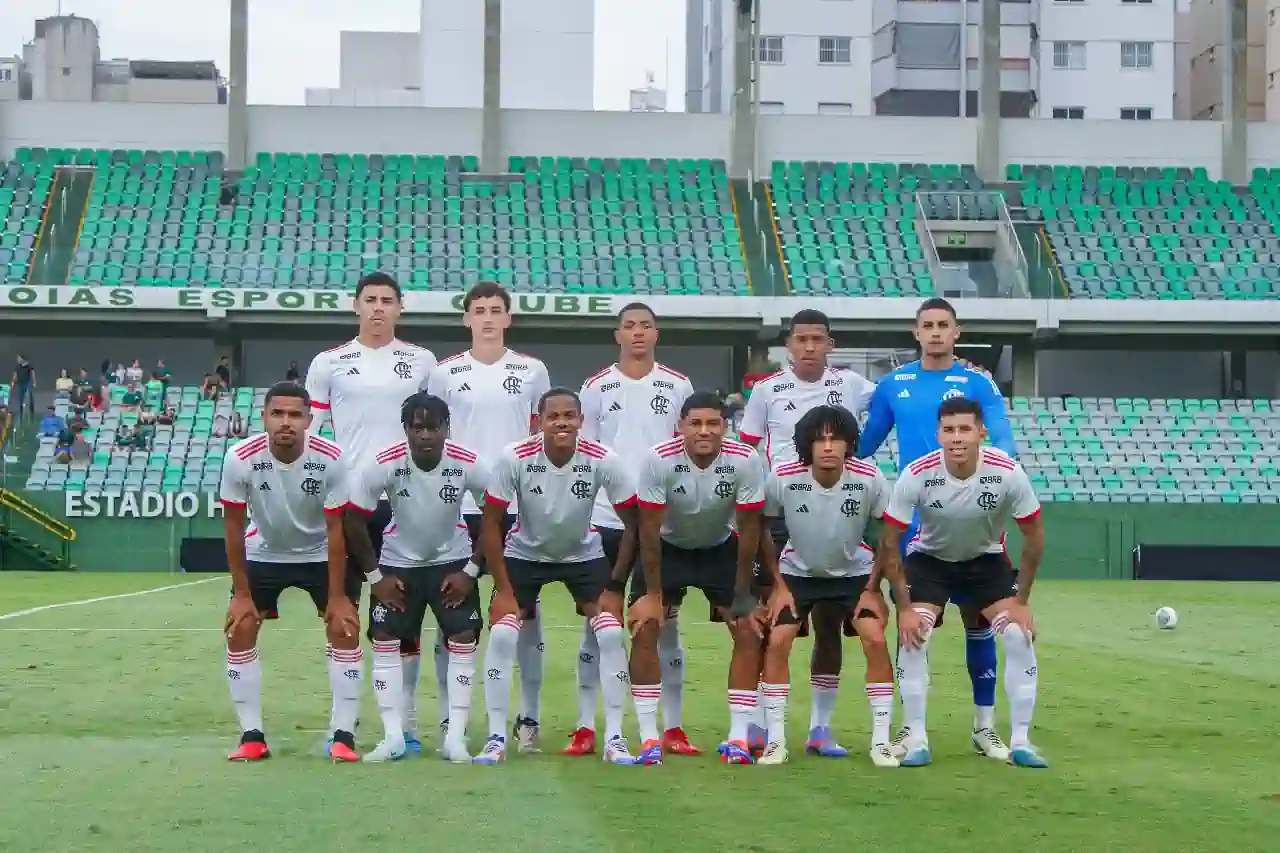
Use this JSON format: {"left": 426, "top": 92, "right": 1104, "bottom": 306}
{"left": 513, "top": 717, "right": 541, "bottom": 754}
{"left": 972, "top": 727, "right": 1011, "bottom": 762}
{"left": 756, "top": 742, "right": 789, "bottom": 765}
{"left": 363, "top": 737, "right": 407, "bottom": 763}
{"left": 440, "top": 740, "right": 472, "bottom": 764}
{"left": 869, "top": 744, "right": 900, "bottom": 768}
{"left": 889, "top": 725, "right": 915, "bottom": 760}
{"left": 602, "top": 736, "right": 637, "bottom": 765}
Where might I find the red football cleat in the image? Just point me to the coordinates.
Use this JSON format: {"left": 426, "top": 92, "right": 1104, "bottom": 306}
{"left": 228, "top": 739, "right": 271, "bottom": 761}
{"left": 662, "top": 727, "right": 701, "bottom": 756}
{"left": 329, "top": 741, "right": 360, "bottom": 763}
{"left": 560, "top": 727, "right": 597, "bottom": 756}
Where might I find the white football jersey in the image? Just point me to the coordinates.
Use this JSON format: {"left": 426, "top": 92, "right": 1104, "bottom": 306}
{"left": 305, "top": 339, "right": 437, "bottom": 470}
{"left": 637, "top": 436, "right": 765, "bottom": 550}
{"left": 486, "top": 436, "right": 635, "bottom": 563}
{"left": 425, "top": 349, "right": 550, "bottom": 515}
{"left": 580, "top": 362, "right": 694, "bottom": 529}
{"left": 764, "top": 458, "right": 886, "bottom": 579}
{"left": 219, "top": 433, "right": 348, "bottom": 564}
{"left": 349, "top": 440, "right": 488, "bottom": 568}
{"left": 884, "top": 448, "right": 1041, "bottom": 563}
{"left": 739, "top": 366, "right": 875, "bottom": 467}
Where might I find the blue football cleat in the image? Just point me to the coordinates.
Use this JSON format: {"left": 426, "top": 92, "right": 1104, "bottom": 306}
{"left": 901, "top": 742, "right": 933, "bottom": 767}
{"left": 804, "top": 726, "right": 849, "bottom": 758}
{"left": 472, "top": 735, "right": 506, "bottom": 765}
{"left": 403, "top": 732, "right": 423, "bottom": 755}
{"left": 719, "top": 740, "right": 754, "bottom": 765}
{"left": 1010, "top": 746, "right": 1049, "bottom": 768}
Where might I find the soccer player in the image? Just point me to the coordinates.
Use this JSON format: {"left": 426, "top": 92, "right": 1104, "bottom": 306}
{"left": 306, "top": 272, "right": 437, "bottom": 754}
{"left": 629, "top": 391, "right": 766, "bottom": 766}
{"left": 738, "top": 308, "right": 875, "bottom": 757}
{"left": 220, "top": 382, "right": 362, "bottom": 762}
{"left": 426, "top": 281, "right": 551, "bottom": 753}
{"left": 568, "top": 302, "right": 696, "bottom": 757}
{"left": 344, "top": 393, "right": 488, "bottom": 763}
{"left": 757, "top": 406, "right": 897, "bottom": 767}
{"left": 475, "top": 388, "right": 639, "bottom": 765}
{"left": 858, "top": 296, "right": 1018, "bottom": 761}
{"left": 880, "top": 397, "right": 1047, "bottom": 768}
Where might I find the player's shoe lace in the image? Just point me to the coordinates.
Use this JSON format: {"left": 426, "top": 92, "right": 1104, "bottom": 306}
{"left": 602, "top": 736, "right": 637, "bottom": 765}
{"left": 889, "top": 725, "right": 914, "bottom": 759}
{"left": 756, "top": 742, "right": 789, "bottom": 765}
{"left": 513, "top": 717, "right": 541, "bottom": 754}
{"left": 869, "top": 744, "right": 900, "bottom": 768}
{"left": 637, "top": 739, "right": 663, "bottom": 766}
{"left": 972, "top": 727, "right": 1011, "bottom": 761}
{"left": 719, "top": 739, "right": 754, "bottom": 765}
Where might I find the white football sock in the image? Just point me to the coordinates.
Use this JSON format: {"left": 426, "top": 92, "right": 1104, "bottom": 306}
{"left": 516, "top": 611, "right": 544, "bottom": 722}
{"left": 446, "top": 639, "right": 478, "bottom": 746}
{"left": 401, "top": 645, "right": 421, "bottom": 734}
{"left": 728, "top": 689, "right": 756, "bottom": 743}
{"left": 433, "top": 635, "right": 450, "bottom": 726}
{"left": 631, "top": 684, "right": 662, "bottom": 743}
{"left": 809, "top": 674, "right": 840, "bottom": 730}
{"left": 896, "top": 608, "right": 936, "bottom": 742}
{"left": 658, "top": 616, "right": 685, "bottom": 730}
{"left": 370, "top": 640, "right": 404, "bottom": 741}
{"left": 591, "top": 613, "right": 629, "bottom": 742}
{"left": 324, "top": 643, "right": 337, "bottom": 730}
{"left": 482, "top": 615, "right": 521, "bottom": 739}
{"left": 993, "top": 615, "right": 1038, "bottom": 750}
{"left": 575, "top": 619, "right": 600, "bottom": 730}
{"left": 760, "top": 682, "right": 790, "bottom": 747}
{"left": 226, "top": 647, "right": 263, "bottom": 733}
{"left": 751, "top": 683, "right": 768, "bottom": 731}
{"left": 865, "top": 682, "right": 894, "bottom": 746}
{"left": 327, "top": 645, "right": 364, "bottom": 735}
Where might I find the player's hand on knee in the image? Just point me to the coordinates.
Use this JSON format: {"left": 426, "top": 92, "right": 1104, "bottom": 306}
{"left": 224, "top": 592, "right": 261, "bottom": 639}
{"left": 897, "top": 607, "right": 928, "bottom": 650}
{"left": 372, "top": 575, "right": 407, "bottom": 611}
{"left": 324, "top": 596, "right": 360, "bottom": 640}
{"left": 858, "top": 588, "right": 889, "bottom": 623}
{"left": 490, "top": 587, "right": 519, "bottom": 623}
{"left": 766, "top": 587, "right": 797, "bottom": 629}
{"left": 1003, "top": 602, "right": 1036, "bottom": 641}
{"left": 626, "top": 592, "right": 664, "bottom": 637}
{"left": 439, "top": 572, "right": 475, "bottom": 608}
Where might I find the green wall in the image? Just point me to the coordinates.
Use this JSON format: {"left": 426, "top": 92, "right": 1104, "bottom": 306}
{"left": 11, "top": 491, "right": 1280, "bottom": 576}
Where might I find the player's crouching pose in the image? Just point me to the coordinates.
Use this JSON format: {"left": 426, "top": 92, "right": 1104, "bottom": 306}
{"left": 757, "top": 406, "right": 898, "bottom": 767}
{"left": 344, "top": 393, "right": 488, "bottom": 763}
{"left": 220, "top": 382, "right": 363, "bottom": 762}
{"left": 629, "top": 391, "right": 767, "bottom": 766}
{"left": 880, "top": 397, "right": 1048, "bottom": 768}
{"left": 476, "top": 387, "right": 641, "bottom": 765}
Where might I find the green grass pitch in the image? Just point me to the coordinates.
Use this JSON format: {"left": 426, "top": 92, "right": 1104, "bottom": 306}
{"left": 1, "top": 573, "right": 1277, "bottom": 853}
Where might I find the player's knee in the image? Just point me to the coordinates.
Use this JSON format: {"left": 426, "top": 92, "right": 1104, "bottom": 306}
{"left": 447, "top": 630, "right": 477, "bottom": 647}
{"left": 226, "top": 621, "right": 258, "bottom": 649}
{"left": 858, "top": 621, "right": 888, "bottom": 655}
{"left": 996, "top": 619, "right": 1032, "bottom": 650}
{"left": 488, "top": 619, "right": 520, "bottom": 655}
{"left": 630, "top": 618, "right": 661, "bottom": 650}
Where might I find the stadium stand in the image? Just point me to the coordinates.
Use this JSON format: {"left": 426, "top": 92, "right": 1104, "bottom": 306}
{"left": 0, "top": 151, "right": 50, "bottom": 285}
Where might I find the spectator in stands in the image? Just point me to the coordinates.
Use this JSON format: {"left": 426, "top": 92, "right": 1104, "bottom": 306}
{"left": 285, "top": 360, "right": 301, "bottom": 382}
{"left": 67, "top": 403, "right": 88, "bottom": 432}
{"left": 111, "top": 363, "right": 125, "bottom": 384}
{"left": 75, "top": 367, "right": 93, "bottom": 389}
{"left": 156, "top": 404, "right": 175, "bottom": 426}
{"left": 139, "top": 406, "right": 157, "bottom": 428}
{"left": 99, "top": 360, "right": 113, "bottom": 385}
{"left": 133, "top": 418, "right": 155, "bottom": 450}
{"left": 39, "top": 406, "right": 64, "bottom": 438}
{"left": 215, "top": 355, "right": 232, "bottom": 389}
{"left": 54, "top": 426, "right": 76, "bottom": 465}
{"left": 153, "top": 359, "right": 171, "bottom": 391}
{"left": 120, "top": 383, "right": 143, "bottom": 411}
{"left": 11, "top": 353, "right": 36, "bottom": 423}
{"left": 212, "top": 410, "right": 229, "bottom": 438}
{"left": 229, "top": 411, "right": 248, "bottom": 438}
{"left": 88, "top": 382, "right": 108, "bottom": 413}
{"left": 200, "top": 372, "right": 221, "bottom": 402}
{"left": 115, "top": 425, "right": 135, "bottom": 448}
{"left": 742, "top": 346, "right": 780, "bottom": 400}
{"left": 145, "top": 372, "right": 166, "bottom": 407}
{"left": 55, "top": 368, "right": 75, "bottom": 396}
{"left": 125, "top": 359, "right": 144, "bottom": 384}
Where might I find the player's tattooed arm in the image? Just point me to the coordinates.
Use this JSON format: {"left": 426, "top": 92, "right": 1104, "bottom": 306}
{"left": 613, "top": 503, "right": 640, "bottom": 587}
{"left": 876, "top": 523, "right": 911, "bottom": 609}
{"left": 1014, "top": 514, "right": 1044, "bottom": 605}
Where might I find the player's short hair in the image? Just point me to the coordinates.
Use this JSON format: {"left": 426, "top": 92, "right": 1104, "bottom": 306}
{"left": 355, "top": 271, "right": 402, "bottom": 300}
{"left": 263, "top": 381, "right": 310, "bottom": 409}
{"left": 538, "top": 386, "right": 581, "bottom": 416}
{"left": 400, "top": 391, "right": 450, "bottom": 430}
{"left": 463, "top": 280, "right": 511, "bottom": 312}
{"left": 793, "top": 405, "right": 860, "bottom": 466}
{"left": 788, "top": 308, "right": 830, "bottom": 334}
{"left": 916, "top": 297, "right": 957, "bottom": 320}
{"left": 937, "top": 396, "right": 984, "bottom": 423}
{"left": 617, "top": 301, "right": 657, "bottom": 325}
{"left": 680, "top": 390, "right": 726, "bottom": 419}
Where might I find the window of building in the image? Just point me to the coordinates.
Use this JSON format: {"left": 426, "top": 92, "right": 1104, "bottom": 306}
{"left": 1121, "top": 42, "right": 1153, "bottom": 69}
{"left": 817, "top": 102, "right": 854, "bottom": 115}
{"left": 1052, "top": 106, "right": 1086, "bottom": 119}
{"left": 1120, "top": 107, "right": 1153, "bottom": 120}
{"left": 759, "top": 101, "right": 785, "bottom": 115}
{"left": 0, "top": 69, "right": 10, "bottom": 82}
{"left": 757, "top": 36, "right": 784, "bottom": 64}
{"left": 818, "top": 37, "right": 853, "bottom": 65}
{"left": 1052, "top": 42, "right": 1086, "bottom": 70}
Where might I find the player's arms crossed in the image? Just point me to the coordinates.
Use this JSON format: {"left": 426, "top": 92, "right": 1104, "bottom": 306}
{"left": 857, "top": 379, "right": 897, "bottom": 459}
{"left": 973, "top": 370, "right": 1018, "bottom": 457}
{"left": 218, "top": 456, "right": 253, "bottom": 599}
{"left": 1008, "top": 464, "right": 1044, "bottom": 603}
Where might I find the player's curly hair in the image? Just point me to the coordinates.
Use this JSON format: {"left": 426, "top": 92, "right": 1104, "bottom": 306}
{"left": 793, "top": 405, "right": 860, "bottom": 467}
{"left": 400, "top": 391, "right": 450, "bottom": 429}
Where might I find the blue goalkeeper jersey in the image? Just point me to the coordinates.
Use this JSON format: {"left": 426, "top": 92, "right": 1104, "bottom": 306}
{"left": 857, "top": 360, "right": 1017, "bottom": 468}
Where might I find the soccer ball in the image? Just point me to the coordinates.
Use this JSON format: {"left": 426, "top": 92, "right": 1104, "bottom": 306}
{"left": 1155, "top": 606, "right": 1179, "bottom": 630}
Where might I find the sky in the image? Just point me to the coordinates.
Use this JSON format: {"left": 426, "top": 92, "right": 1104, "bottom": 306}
{"left": 1, "top": 0, "right": 687, "bottom": 110}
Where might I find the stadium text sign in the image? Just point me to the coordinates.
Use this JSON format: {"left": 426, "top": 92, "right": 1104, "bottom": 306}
{"left": 0, "top": 286, "right": 615, "bottom": 316}
{"left": 64, "top": 491, "right": 224, "bottom": 519}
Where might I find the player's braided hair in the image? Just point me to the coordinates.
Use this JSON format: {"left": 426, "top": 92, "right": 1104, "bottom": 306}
{"left": 793, "top": 404, "right": 860, "bottom": 467}
{"left": 400, "top": 391, "right": 450, "bottom": 429}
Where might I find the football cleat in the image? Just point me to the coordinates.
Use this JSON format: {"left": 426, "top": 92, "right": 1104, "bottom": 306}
{"left": 228, "top": 731, "right": 270, "bottom": 762}
{"left": 1009, "top": 745, "right": 1049, "bottom": 768}
{"left": 561, "top": 727, "right": 597, "bottom": 756}
{"left": 869, "top": 744, "right": 900, "bottom": 768}
{"left": 440, "top": 740, "right": 472, "bottom": 764}
{"left": 513, "top": 717, "right": 541, "bottom": 754}
{"left": 602, "top": 736, "right": 637, "bottom": 765}
{"left": 972, "top": 727, "right": 1011, "bottom": 762}
{"left": 756, "top": 742, "right": 789, "bottom": 765}
{"left": 804, "top": 726, "right": 849, "bottom": 758}
{"left": 637, "top": 738, "right": 663, "bottom": 766}
{"left": 403, "top": 731, "right": 423, "bottom": 756}
{"left": 662, "top": 727, "right": 701, "bottom": 756}
{"left": 472, "top": 735, "right": 506, "bottom": 765}
{"left": 888, "top": 725, "right": 915, "bottom": 760}
{"left": 719, "top": 739, "right": 754, "bottom": 765}
{"left": 746, "top": 723, "right": 768, "bottom": 758}
{"left": 363, "top": 737, "right": 407, "bottom": 763}
{"left": 900, "top": 740, "right": 933, "bottom": 767}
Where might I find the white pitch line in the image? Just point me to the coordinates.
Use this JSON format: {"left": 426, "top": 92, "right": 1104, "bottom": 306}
{"left": 0, "top": 576, "right": 223, "bottom": 623}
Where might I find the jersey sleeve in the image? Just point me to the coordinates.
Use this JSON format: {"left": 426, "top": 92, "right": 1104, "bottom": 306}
{"left": 738, "top": 382, "right": 768, "bottom": 444}
{"left": 484, "top": 448, "right": 519, "bottom": 508}
{"left": 419, "top": 361, "right": 440, "bottom": 396}
{"left": 636, "top": 449, "right": 667, "bottom": 509}
{"left": 735, "top": 451, "right": 767, "bottom": 511}
{"left": 868, "top": 470, "right": 891, "bottom": 519}
{"left": 305, "top": 352, "right": 330, "bottom": 411}
{"left": 974, "top": 371, "right": 1018, "bottom": 458}
{"left": 218, "top": 450, "right": 249, "bottom": 508}
{"left": 884, "top": 470, "right": 922, "bottom": 529}
{"left": 529, "top": 361, "right": 552, "bottom": 428}
{"left": 347, "top": 458, "right": 385, "bottom": 515}
{"left": 675, "top": 379, "right": 695, "bottom": 436}
{"left": 849, "top": 371, "right": 876, "bottom": 415}
{"left": 323, "top": 456, "right": 349, "bottom": 514}
{"left": 464, "top": 455, "right": 490, "bottom": 506}
{"left": 763, "top": 471, "right": 783, "bottom": 518}
{"left": 1008, "top": 464, "right": 1042, "bottom": 521}
{"left": 579, "top": 376, "right": 603, "bottom": 442}
{"left": 857, "top": 379, "right": 896, "bottom": 459}
{"left": 600, "top": 450, "right": 637, "bottom": 509}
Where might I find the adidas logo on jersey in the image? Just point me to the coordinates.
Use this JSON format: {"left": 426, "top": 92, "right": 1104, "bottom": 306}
{"left": 258, "top": 482, "right": 271, "bottom": 491}
{"left": 795, "top": 504, "right": 809, "bottom": 513}
{"left": 784, "top": 401, "right": 797, "bottom": 411}
{"left": 346, "top": 367, "right": 360, "bottom": 376}
{"left": 529, "top": 485, "right": 543, "bottom": 495}
{"left": 608, "top": 402, "right": 622, "bottom": 412}
{"left": 929, "top": 500, "right": 944, "bottom": 508}
{"left": 898, "top": 389, "right": 910, "bottom": 398}
{"left": 673, "top": 485, "right": 687, "bottom": 494}
{"left": 396, "top": 488, "right": 410, "bottom": 498}
{"left": 458, "top": 383, "right": 472, "bottom": 392}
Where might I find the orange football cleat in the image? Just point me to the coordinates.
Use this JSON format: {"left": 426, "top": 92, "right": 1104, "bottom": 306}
{"left": 228, "top": 737, "right": 271, "bottom": 762}
{"left": 662, "top": 727, "right": 701, "bottom": 756}
{"left": 329, "top": 741, "right": 360, "bottom": 762}
{"left": 560, "top": 727, "right": 597, "bottom": 756}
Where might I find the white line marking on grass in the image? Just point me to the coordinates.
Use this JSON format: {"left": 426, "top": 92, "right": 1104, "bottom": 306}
{"left": 0, "top": 576, "right": 223, "bottom": 623}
